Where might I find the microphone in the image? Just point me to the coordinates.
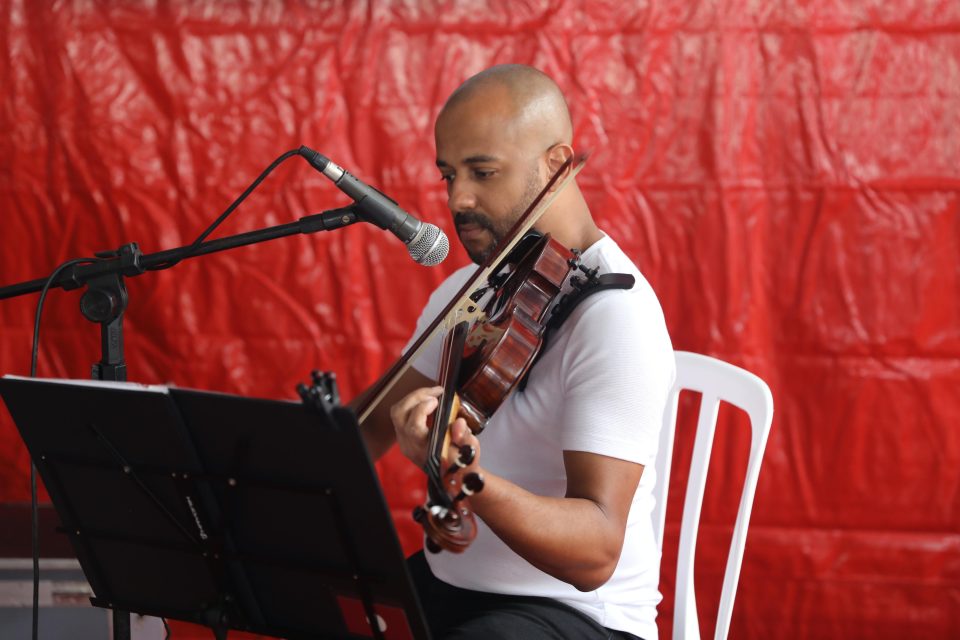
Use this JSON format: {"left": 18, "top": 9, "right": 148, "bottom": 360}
{"left": 298, "top": 146, "right": 449, "bottom": 266}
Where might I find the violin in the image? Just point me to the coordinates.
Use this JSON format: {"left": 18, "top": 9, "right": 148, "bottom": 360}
{"left": 357, "top": 154, "right": 588, "bottom": 553}
{"left": 412, "top": 232, "right": 578, "bottom": 553}
{"left": 453, "top": 231, "right": 576, "bottom": 434}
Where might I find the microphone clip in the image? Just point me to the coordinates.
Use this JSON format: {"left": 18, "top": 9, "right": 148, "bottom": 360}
{"left": 297, "top": 205, "right": 362, "bottom": 234}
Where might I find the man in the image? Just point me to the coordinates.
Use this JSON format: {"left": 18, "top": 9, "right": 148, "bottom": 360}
{"left": 358, "top": 64, "right": 674, "bottom": 640}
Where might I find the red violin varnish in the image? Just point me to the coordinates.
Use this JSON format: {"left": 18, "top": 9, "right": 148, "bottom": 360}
{"left": 455, "top": 232, "right": 575, "bottom": 434}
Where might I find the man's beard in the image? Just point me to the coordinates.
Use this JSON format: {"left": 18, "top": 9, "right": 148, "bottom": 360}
{"left": 455, "top": 169, "right": 545, "bottom": 265}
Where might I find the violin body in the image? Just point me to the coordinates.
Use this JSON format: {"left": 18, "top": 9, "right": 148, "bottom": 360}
{"left": 456, "top": 233, "right": 576, "bottom": 434}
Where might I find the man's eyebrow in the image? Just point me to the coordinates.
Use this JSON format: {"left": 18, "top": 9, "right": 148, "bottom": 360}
{"left": 436, "top": 155, "right": 500, "bottom": 168}
{"left": 464, "top": 154, "right": 499, "bottom": 164}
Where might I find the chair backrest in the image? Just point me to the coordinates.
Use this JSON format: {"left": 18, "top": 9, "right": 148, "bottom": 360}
{"left": 651, "top": 351, "right": 774, "bottom": 640}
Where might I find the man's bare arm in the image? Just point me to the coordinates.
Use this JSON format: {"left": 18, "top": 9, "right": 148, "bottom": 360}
{"left": 469, "top": 449, "right": 643, "bottom": 591}
{"left": 390, "top": 391, "right": 643, "bottom": 591}
{"left": 349, "top": 366, "right": 436, "bottom": 461}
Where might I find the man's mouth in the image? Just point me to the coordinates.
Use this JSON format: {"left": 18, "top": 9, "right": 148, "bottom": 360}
{"left": 454, "top": 212, "right": 494, "bottom": 241}
{"left": 457, "top": 223, "right": 488, "bottom": 240}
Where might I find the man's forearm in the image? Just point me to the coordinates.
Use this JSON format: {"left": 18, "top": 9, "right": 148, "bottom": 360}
{"left": 467, "top": 469, "right": 628, "bottom": 592}
{"left": 358, "top": 419, "right": 396, "bottom": 461}
{"left": 349, "top": 366, "right": 437, "bottom": 462}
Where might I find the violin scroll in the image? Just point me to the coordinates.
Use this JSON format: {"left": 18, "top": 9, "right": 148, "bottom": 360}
{"left": 413, "top": 466, "right": 485, "bottom": 554}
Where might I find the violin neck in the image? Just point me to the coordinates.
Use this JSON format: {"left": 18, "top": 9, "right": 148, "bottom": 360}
{"left": 425, "top": 321, "right": 469, "bottom": 479}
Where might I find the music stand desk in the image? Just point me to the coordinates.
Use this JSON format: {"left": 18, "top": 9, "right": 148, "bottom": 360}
{"left": 0, "top": 375, "right": 429, "bottom": 640}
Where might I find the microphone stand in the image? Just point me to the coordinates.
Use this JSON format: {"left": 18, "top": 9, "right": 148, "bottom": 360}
{"left": 0, "top": 204, "right": 361, "bottom": 640}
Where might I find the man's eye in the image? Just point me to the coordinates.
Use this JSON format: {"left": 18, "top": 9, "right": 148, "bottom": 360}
{"left": 440, "top": 174, "right": 454, "bottom": 183}
{"left": 475, "top": 169, "right": 496, "bottom": 179}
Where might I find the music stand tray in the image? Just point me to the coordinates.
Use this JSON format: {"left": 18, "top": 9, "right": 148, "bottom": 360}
{"left": 0, "top": 375, "right": 430, "bottom": 640}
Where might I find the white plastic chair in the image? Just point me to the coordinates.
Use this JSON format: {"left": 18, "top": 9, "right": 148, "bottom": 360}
{"left": 651, "top": 351, "right": 774, "bottom": 640}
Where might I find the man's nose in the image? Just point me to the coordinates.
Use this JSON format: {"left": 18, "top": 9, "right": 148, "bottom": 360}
{"left": 448, "top": 179, "right": 477, "bottom": 212}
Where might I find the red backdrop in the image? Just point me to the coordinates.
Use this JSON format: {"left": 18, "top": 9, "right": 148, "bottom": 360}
{"left": 1, "top": 1, "right": 958, "bottom": 638}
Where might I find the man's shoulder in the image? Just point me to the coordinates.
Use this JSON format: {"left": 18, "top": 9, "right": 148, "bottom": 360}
{"left": 557, "top": 234, "right": 673, "bottom": 360}
{"left": 583, "top": 233, "right": 642, "bottom": 276}
{"left": 576, "top": 234, "right": 662, "bottom": 314}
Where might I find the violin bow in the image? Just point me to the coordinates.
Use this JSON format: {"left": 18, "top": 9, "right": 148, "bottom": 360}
{"left": 357, "top": 153, "right": 588, "bottom": 424}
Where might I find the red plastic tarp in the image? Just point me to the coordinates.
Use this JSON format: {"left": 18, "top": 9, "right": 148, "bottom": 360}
{"left": 1, "top": 1, "right": 958, "bottom": 637}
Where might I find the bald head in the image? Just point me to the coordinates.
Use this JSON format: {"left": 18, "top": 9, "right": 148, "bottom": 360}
{"left": 438, "top": 64, "right": 573, "bottom": 150}
{"left": 434, "top": 65, "right": 590, "bottom": 264}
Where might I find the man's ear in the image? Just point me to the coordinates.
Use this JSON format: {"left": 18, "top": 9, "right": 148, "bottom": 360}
{"left": 545, "top": 143, "right": 574, "bottom": 174}
{"left": 542, "top": 143, "right": 575, "bottom": 194}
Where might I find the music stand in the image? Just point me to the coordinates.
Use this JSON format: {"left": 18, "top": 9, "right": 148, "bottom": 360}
{"left": 0, "top": 375, "right": 431, "bottom": 640}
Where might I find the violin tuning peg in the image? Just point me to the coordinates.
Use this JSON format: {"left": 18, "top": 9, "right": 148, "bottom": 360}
{"left": 464, "top": 472, "right": 484, "bottom": 494}
{"left": 445, "top": 448, "right": 472, "bottom": 476}
{"left": 454, "top": 472, "right": 485, "bottom": 502}
{"left": 452, "top": 444, "right": 476, "bottom": 470}
{"left": 425, "top": 537, "right": 443, "bottom": 554}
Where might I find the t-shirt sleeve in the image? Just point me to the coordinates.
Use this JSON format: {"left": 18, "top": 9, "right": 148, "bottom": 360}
{"left": 558, "top": 290, "right": 675, "bottom": 466}
{"left": 403, "top": 266, "right": 477, "bottom": 381}
{"left": 405, "top": 303, "right": 444, "bottom": 381}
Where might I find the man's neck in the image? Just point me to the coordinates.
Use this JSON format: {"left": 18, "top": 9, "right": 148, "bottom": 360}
{"left": 542, "top": 185, "right": 603, "bottom": 252}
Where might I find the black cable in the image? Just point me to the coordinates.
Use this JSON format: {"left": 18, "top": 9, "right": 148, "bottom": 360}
{"left": 28, "top": 256, "right": 99, "bottom": 640}
{"left": 31, "top": 258, "right": 98, "bottom": 377}
{"left": 22, "top": 147, "right": 302, "bottom": 639}
{"left": 146, "top": 148, "right": 302, "bottom": 271}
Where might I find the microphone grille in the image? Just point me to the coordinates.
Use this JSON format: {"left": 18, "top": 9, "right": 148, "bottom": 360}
{"left": 408, "top": 223, "right": 450, "bottom": 266}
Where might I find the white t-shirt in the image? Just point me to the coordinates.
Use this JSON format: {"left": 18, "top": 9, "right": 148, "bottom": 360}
{"left": 406, "top": 233, "right": 675, "bottom": 640}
